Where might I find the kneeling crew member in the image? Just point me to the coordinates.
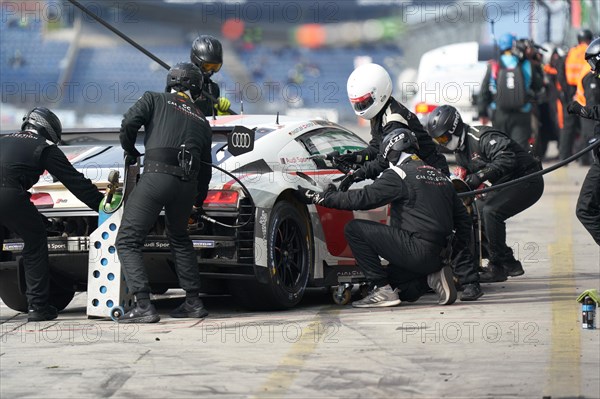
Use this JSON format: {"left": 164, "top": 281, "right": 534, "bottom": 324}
{"left": 0, "top": 108, "right": 103, "bottom": 321}
{"left": 297, "top": 129, "right": 471, "bottom": 308}
{"left": 427, "top": 105, "right": 544, "bottom": 282}
{"left": 116, "top": 62, "right": 212, "bottom": 323}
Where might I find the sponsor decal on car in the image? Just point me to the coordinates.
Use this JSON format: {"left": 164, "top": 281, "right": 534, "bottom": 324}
{"left": 192, "top": 240, "right": 216, "bottom": 249}
{"left": 2, "top": 242, "right": 24, "bottom": 251}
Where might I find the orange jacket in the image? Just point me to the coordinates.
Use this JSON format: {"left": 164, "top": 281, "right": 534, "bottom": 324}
{"left": 575, "top": 63, "right": 592, "bottom": 105}
{"left": 565, "top": 43, "right": 588, "bottom": 86}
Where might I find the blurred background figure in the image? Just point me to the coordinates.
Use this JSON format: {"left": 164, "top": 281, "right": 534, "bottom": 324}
{"left": 559, "top": 29, "right": 594, "bottom": 161}
{"left": 478, "top": 33, "right": 544, "bottom": 152}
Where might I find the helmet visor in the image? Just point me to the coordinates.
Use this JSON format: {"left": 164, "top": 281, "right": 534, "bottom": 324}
{"left": 350, "top": 93, "right": 374, "bottom": 113}
{"left": 202, "top": 62, "right": 222, "bottom": 74}
{"left": 433, "top": 132, "right": 452, "bottom": 146}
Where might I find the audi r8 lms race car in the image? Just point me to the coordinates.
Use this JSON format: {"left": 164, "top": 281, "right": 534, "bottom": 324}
{"left": 0, "top": 114, "right": 387, "bottom": 311}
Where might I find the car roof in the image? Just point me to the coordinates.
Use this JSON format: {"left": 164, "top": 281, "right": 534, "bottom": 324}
{"left": 56, "top": 114, "right": 341, "bottom": 143}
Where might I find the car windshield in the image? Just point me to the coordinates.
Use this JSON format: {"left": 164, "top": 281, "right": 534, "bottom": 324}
{"left": 301, "top": 128, "right": 367, "bottom": 157}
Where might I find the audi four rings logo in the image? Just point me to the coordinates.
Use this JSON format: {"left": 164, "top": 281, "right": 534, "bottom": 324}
{"left": 231, "top": 132, "right": 252, "bottom": 148}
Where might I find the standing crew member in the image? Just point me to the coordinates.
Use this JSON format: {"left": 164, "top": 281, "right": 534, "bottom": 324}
{"left": 0, "top": 108, "right": 103, "bottom": 321}
{"left": 427, "top": 105, "right": 544, "bottom": 282}
{"left": 574, "top": 36, "right": 599, "bottom": 165}
{"left": 567, "top": 37, "right": 600, "bottom": 245}
{"left": 559, "top": 29, "right": 594, "bottom": 160}
{"left": 296, "top": 129, "right": 471, "bottom": 307}
{"left": 478, "top": 33, "right": 544, "bottom": 151}
{"left": 190, "top": 35, "right": 231, "bottom": 117}
{"left": 332, "top": 63, "right": 448, "bottom": 192}
{"left": 116, "top": 62, "right": 212, "bottom": 323}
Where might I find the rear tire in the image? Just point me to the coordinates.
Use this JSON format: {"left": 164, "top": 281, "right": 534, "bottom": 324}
{"left": 0, "top": 269, "right": 75, "bottom": 312}
{"left": 230, "top": 201, "right": 312, "bottom": 310}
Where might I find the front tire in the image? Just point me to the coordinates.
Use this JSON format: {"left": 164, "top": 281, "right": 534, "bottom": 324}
{"left": 230, "top": 201, "right": 312, "bottom": 310}
{"left": 0, "top": 269, "right": 75, "bottom": 313}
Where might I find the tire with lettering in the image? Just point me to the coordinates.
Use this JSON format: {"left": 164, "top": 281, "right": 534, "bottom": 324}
{"left": 230, "top": 201, "right": 312, "bottom": 310}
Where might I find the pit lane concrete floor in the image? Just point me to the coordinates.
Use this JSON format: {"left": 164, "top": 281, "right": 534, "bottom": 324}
{"left": 1, "top": 162, "right": 599, "bottom": 399}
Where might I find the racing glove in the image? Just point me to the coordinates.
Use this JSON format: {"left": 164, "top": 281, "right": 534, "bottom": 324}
{"left": 295, "top": 186, "right": 325, "bottom": 205}
{"left": 464, "top": 174, "right": 483, "bottom": 190}
{"left": 466, "top": 167, "right": 502, "bottom": 190}
{"left": 337, "top": 168, "right": 366, "bottom": 192}
{"left": 323, "top": 151, "right": 340, "bottom": 161}
{"left": 337, "top": 150, "right": 369, "bottom": 165}
{"left": 124, "top": 148, "right": 142, "bottom": 166}
{"left": 214, "top": 97, "right": 231, "bottom": 116}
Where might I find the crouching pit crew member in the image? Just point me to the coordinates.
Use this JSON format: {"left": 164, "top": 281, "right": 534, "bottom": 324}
{"left": 296, "top": 129, "right": 471, "bottom": 308}
{"left": 426, "top": 105, "right": 544, "bottom": 283}
{"left": 116, "top": 62, "right": 212, "bottom": 323}
{"left": 0, "top": 108, "right": 103, "bottom": 321}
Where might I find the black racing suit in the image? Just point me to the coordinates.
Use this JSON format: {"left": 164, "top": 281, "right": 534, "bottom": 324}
{"left": 194, "top": 77, "right": 221, "bottom": 118}
{"left": 575, "top": 104, "right": 600, "bottom": 245}
{"left": 456, "top": 125, "right": 544, "bottom": 265}
{"left": 116, "top": 91, "right": 212, "bottom": 297}
{"left": 579, "top": 72, "right": 600, "bottom": 165}
{"left": 0, "top": 131, "right": 102, "bottom": 306}
{"left": 321, "top": 157, "right": 471, "bottom": 300}
{"left": 352, "top": 98, "right": 476, "bottom": 284}
{"left": 354, "top": 97, "right": 449, "bottom": 179}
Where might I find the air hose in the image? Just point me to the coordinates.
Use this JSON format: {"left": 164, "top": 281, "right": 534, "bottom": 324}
{"left": 456, "top": 138, "right": 600, "bottom": 199}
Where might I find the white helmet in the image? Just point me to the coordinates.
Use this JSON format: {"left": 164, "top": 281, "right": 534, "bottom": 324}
{"left": 347, "top": 63, "right": 392, "bottom": 120}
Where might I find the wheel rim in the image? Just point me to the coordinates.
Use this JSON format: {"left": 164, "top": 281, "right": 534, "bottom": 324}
{"left": 273, "top": 217, "right": 305, "bottom": 292}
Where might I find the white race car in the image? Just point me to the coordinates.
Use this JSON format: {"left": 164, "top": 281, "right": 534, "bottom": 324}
{"left": 0, "top": 115, "right": 389, "bottom": 311}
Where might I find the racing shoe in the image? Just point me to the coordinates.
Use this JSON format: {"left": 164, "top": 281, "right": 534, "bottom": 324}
{"left": 479, "top": 263, "right": 508, "bottom": 283}
{"left": 118, "top": 303, "right": 160, "bottom": 323}
{"left": 352, "top": 285, "right": 401, "bottom": 308}
{"left": 169, "top": 298, "right": 209, "bottom": 319}
{"left": 28, "top": 304, "right": 58, "bottom": 322}
{"left": 427, "top": 266, "right": 457, "bottom": 305}
{"left": 502, "top": 260, "right": 525, "bottom": 277}
{"left": 460, "top": 282, "right": 484, "bottom": 301}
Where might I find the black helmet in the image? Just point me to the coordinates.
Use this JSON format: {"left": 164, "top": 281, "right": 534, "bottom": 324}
{"left": 165, "top": 62, "right": 203, "bottom": 100}
{"left": 190, "top": 35, "right": 223, "bottom": 75}
{"left": 426, "top": 105, "right": 464, "bottom": 146}
{"left": 380, "top": 128, "right": 419, "bottom": 165}
{"left": 21, "top": 107, "right": 62, "bottom": 144}
{"left": 585, "top": 37, "right": 600, "bottom": 74}
{"left": 577, "top": 29, "right": 593, "bottom": 44}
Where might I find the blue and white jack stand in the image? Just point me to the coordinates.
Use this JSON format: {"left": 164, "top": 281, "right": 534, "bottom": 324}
{"left": 87, "top": 167, "right": 137, "bottom": 319}
{"left": 87, "top": 206, "right": 132, "bottom": 319}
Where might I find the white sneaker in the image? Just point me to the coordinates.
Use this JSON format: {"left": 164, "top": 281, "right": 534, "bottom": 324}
{"left": 352, "top": 286, "right": 401, "bottom": 308}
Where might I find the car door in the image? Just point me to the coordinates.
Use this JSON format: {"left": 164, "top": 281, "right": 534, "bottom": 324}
{"left": 296, "top": 127, "right": 389, "bottom": 258}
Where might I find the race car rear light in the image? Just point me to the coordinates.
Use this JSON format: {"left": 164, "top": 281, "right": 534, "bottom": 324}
{"left": 30, "top": 193, "right": 54, "bottom": 209}
{"left": 203, "top": 190, "right": 239, "bottom": 209}
{"left": 415, "top": 102, "right": 437, "bottom": 114}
